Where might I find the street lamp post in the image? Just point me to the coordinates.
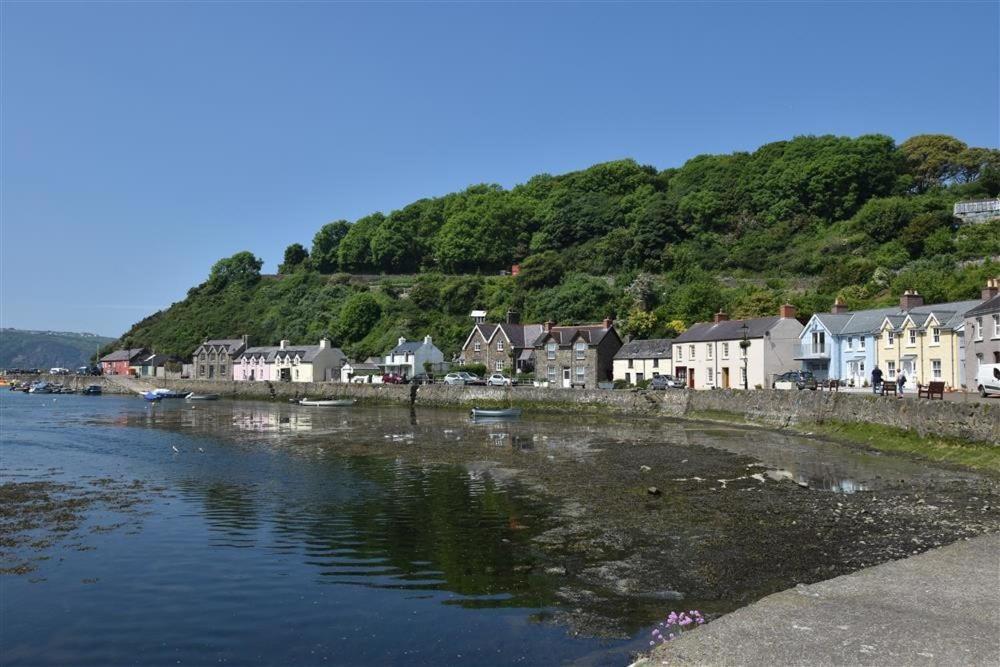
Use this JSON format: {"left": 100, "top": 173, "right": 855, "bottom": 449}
{"left": 739, "top": 323, "right": 750, "bottom": 390}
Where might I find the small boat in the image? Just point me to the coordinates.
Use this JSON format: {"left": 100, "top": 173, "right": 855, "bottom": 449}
{"left": 185, "top": 393, "right": 219, "bottom": 401}
{"left": 29, "top": 382, "right": 52, "bottom": 394}
{"left": 470, "top": 407, "right": 522, "bottom": 419}
{"left": 150, "top": 388, "right": 187, "bottom": 399}
{"left": 299, "top": 398, "right": 355, "bottom": 407}
{"left": 82, "top": 385, "right": 102, "bottom": 395}
{"left": 142, "top": 391, "right": 163, "bottom": 402}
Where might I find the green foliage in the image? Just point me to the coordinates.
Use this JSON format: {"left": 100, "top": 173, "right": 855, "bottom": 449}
{"left": 279, "top": 243, "right": 309, "bottom": 273}
{"left": 311, "top": 220, "right": 350, "bottom": 273}
{"left": 0, "top": 329, "right": 115, "bottom": 368}
{"left": 107, "top": 133, "right": 998, "bottom": 363}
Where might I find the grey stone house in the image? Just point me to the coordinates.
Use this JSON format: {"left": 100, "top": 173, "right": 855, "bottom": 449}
{"left": 533, "top": 319, "right": 622, "bottom": 388}
{"left": 192, "top": 336, "right": 248, "bottom": 381}
{"left": 459, "top": 311, "right": 544, "bottom": 375}
{"left": 964, "top": 279, "right": 1000, "bottom": 389}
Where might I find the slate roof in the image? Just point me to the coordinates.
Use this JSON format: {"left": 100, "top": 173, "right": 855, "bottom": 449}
{"left": 966, "top": 294, "right": 1000, "bottom": 317}
{"left": 194, "top": 338, "right": 246, "bottom": 355}
{"left": 836, "top": 308, "right": 900, "bottom": 335}
{"left": 533, "top": 324, "right": 616, "bottom": 347}
{"left": 390, "top": 341, "right": 425, "bottom": 354}
{"left": 496, "top": 323, "right": 545, "bottom": 347}
{"left": 273, "top": 345, "right": 340, "bottom": 363}
{"left": 238, "top": 346, "right": 281, "bottom": 362}
{"left": 345, "top": 359, "right": 380, "bottom": 372}
{"left": 614, "top": 339, "right": 674, "bottom": 360}
{"left": 100, "top": 348, "right": 146, "bottom": 362}
{"left": 672, "top": 317, "right": 779, "bottom": 343}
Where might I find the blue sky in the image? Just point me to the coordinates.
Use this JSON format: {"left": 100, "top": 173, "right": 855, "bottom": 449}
{"left": 2, "top": 1, "right": 998, "bottom": 337}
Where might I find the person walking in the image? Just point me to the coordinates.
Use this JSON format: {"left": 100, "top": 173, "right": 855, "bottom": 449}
{"left": 871, "top": 365, "right": 883, "bottom": 394}
{"left": 896, "top": 371, "right": 907, "bottom": 397}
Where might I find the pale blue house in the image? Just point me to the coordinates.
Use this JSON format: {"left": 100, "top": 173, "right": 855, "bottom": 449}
{"left": 796, "top": 298, "right": 897, "bottom": 385}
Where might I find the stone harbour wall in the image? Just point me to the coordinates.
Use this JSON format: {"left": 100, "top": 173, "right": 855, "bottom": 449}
{"left": 32, "top": 375, "right": 999, "bottom": 444}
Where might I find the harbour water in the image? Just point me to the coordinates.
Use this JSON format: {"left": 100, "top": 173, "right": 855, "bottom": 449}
{"left": 2, "top": 391, "right": 996, "bottom": 666}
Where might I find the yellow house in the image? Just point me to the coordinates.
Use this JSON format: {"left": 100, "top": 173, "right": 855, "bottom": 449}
{"left": 874, "top": 292, "right": 980, "bottom": 390}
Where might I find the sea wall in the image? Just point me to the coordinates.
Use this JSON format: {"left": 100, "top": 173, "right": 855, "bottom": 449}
{"left": 31, "top": 375, "right": 1000, "bottom": 444}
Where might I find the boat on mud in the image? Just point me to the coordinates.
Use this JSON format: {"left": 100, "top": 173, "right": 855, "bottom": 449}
{"left": 142, "top": 391, "right": 163, "bottom": 401}
{"left": 299, "top": 398, "right": 355, "bottom": 407}
{"left": 470, "top": 407, "right": 522, "bottom": 419}
{"left": 82, "top": 385, "right": 102, "bottom": 395}
{"left": 185, "top": 393, "right": 220, "bottom": 401}
{"left": 29, "top": 382, "right": 53, "bottom": 394}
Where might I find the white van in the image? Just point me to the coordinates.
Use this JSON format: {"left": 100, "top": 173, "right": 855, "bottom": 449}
{"left": 49, "top": 367, "right": 70, "bottom": 375}
{"left": 974, "top": 363, "right": 1000, "bottom": 397}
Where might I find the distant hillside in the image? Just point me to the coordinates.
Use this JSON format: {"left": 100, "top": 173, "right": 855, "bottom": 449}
{"left": 0, "top": 329, "right": 115, "bottom": 369}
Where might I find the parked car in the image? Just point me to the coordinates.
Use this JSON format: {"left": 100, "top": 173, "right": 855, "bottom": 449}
{"left": 650, "top": 374, "right": 684, "bottom": 390}
{"left": 443, "top": 372, "right": 467, "bottom": 385}
{"left": 460, "top": 372, "right": 485, "bottom": 385}
{"left": 381, "top": 373, "right": 408, "bottom": 384}
{"left": 486, "top": 373, "right": 512, "bottom": 387}
{"left": 772, "top": 370, "right": 818, "bottom": 390}
{"left": 411, "top": 373, "right": 434, "bottom": 385}
{"left": 974, "top": 363, "right": 1000, "bottom": 397}
{"left": 49, "top": 367, "right": 71, "bottom": 375}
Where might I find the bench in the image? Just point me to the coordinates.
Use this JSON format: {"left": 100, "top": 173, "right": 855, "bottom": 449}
{"left": 880, "top": 380, "right": 897, "bottom": 396}
{"left": 918, "top": 381, "right": 945, "bottom": 399}
{"left": 821, "top": 379, "right": 840, "bottom": 392}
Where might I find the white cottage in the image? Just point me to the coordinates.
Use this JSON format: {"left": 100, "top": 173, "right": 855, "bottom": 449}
{"left": 271, "top": 338, "right": 346, "bottom": 383}
{"left": 383, "top": 336, "right": 444, "bottom": 379}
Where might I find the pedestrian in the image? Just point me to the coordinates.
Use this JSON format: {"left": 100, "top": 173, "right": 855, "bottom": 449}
{"left": 896, "top": 371, "right": 907, "bottom": 397}
{"left": 871, "top": 366, "right": 883, "bottom": 394}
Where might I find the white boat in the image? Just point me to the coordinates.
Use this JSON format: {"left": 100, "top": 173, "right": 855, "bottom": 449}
{"left": 299, "top": 398, "right": 355, "bottom": 407}
{"left": 151, "top": 388, "right": 187, "bottom": 399}
{"left": 29, "top": 382, "right": 53, "bottom": 394}
{"left": 185, "top": 392, "right": 219, "bottom": 401}
{"left": 470, "top": 407, "right": 522, "bottom": 419}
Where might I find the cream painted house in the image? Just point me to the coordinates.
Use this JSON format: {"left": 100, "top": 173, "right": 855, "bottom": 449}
{"left": 270, "top": 338, "right": 346, "bottom": 383}
{"left": 612, "top": 339, "right": 674, "bottom": 385}
{"left": 874, "top": 291, "right": 980, "bottom": 390}
{"left": 671, "top": 306, "right": 803, "bottom": 390}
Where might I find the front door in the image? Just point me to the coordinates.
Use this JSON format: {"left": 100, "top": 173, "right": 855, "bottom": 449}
{"left": 562, "top": 368, "right": 571, "bottom": 388}
{"left": 208, "top": 366, "right": 215, "bottom": 379}
{"left": 722, "top": 367, "right": 730, "bottom": 389}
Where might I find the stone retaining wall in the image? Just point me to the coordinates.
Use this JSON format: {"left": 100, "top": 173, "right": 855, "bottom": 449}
{"left": 32, "top": 375, "right": 999, "bottom": 444}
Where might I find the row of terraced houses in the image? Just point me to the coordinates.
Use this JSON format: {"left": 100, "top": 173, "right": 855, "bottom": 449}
{"left": 99, "top": 278, "right": 1000, "bottom": 393}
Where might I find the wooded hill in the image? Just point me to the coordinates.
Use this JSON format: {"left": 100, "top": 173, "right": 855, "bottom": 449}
{"left": 1, "top": 329, "right": 114, "bottom": 369}
{"left": 107, "top": 134, "right": 1000, "bottom": 361}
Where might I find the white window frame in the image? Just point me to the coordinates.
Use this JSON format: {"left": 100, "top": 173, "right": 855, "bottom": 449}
{"left": 722, "top": 342, "right": 729, "bottom": 359}
{"left": 887, "top": 361, "right": 896, "bottom": 378}
{"left": 497, "top": 340, "right": 504, "bottom": 352}
{"left": 495, "top": 360, "right": 503, "bottom": 371}
{"left": 546, "top": 342, "right": 557, "bottom": 360}
{"left": 846, "top": 336, "right": 853, "bottom": 350}
{"left": 931, "top": 359, "right": 942, "bottom": 379}
{"left": 574, "top": 341, "right": 586, "bottom": 360}
{"left": 689, "top": 345, "right": 695, "bottom": 360}
{"left": 932, "top": 327, "right": 940, "bottom": 344}
{"left": 975, "top": 318, "right": 982, "bottom": 340}
{"left": 705, "top": 367, "right": 713, "bottom": 384}
{"left": 887, "top": 331, "right": 895, "bottom": 346}
{"left": 860, "top": 336, "right": 866, "bottom": 350}
{"left": 706, "top": 344, "right": 713, "bottom": 360}
{"left": 908, "top": 329, "right": 916, "bottom": 345}
{"left": 575, "top": 365, "right": 585, "bottom": 377}
{"left": 474, "top": 341, "right": 481, "bottom": 352}
{"left": 675, "top": 346, "right": 682, "bottom": 361}
{"left": 993, "top": 314, "right": 999, "bottom": 338}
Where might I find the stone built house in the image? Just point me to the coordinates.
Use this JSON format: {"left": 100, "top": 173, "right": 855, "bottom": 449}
{"left": 672, "top": 306, "right": 803, "bottom": 390}
{"left": 99, "top": 348, "right": 147, "bottom": 376}
{"left": 612, "top": 339, "right": 674, "bottom": 385}
{"left": 963, "top": 280, "right": 1000, "bottom": 389}
{"left": 192, "top": 336, "right": 248, "bottom": 381}
{"left": 459, "top": 310, "right": 544, "bottom": 374}
{"left": 533, "top": 319, "right": 622, "bottom": 388}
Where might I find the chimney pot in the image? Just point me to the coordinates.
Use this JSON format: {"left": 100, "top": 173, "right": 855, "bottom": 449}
{"left": 398, "top": 336, "right": 407, "bottom": 346}
{"left": 779, "top": 304, "right": 797, "bottom": 319}
{"left": 982, "top": 278, "right": 999, "bottom": 301}
{"left": 280, "top": 339, "right": 289, "bottom": 350}
{"left": 714, "top": 310, "right": 729, "bottom": 323}
{"left": 544, "top": 320, "right": 554, "bottom": 332}
{"left": 602, "top": 317, "right": 613, "bottom": 329}
{"left": 899, "top": 290, "right": 924, "bottom": 311}
{"left": 831, "top": 297, "right": 848, "bottom": 314}
{"left": 423, "top": 335, "right": 432, "bottom": 345}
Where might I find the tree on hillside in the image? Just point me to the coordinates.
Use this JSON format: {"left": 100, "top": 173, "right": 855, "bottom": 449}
{"left": 900, "top": 135, "right": 968, "bottom": 192}
{"left": 312, "top": 220, "right": 351, "bottom": 273}
{"left": 516, "top": 251, "right": 565, "bottom": 290}
{"left": 278, "top": 243, "right": 310, "bottom": 273}
{"left": 208, "top": 251, "right": 263, "bottom": 290}
{"left": 337, "top": 213, "right": 384, "bottom": 273}
{"left": 335, "top": 292, "right": 382, "bottom": 343}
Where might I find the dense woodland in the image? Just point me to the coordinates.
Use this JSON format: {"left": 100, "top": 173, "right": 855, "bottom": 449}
{"left": 107, "top": 134, "right": 1000, "bottom": 361}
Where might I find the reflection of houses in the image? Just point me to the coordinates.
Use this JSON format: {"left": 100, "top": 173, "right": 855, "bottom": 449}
{"left": 612, "top": 339, "right": 674, "bottom": 385}
{"left": 341, "top": 358, "right": 382, "bottom": 383}
{"left": 459, "top": 310, "right": 544, "bottom": 374}
{"left": 533, "top": 319, "right": 621, "bottom": 388}
{"left": 192, "top": 336, "right": 248, "bottom": 381}
{"left": 383, "top": 336, "right": 444, "bottom": 379}
{"left": 964, "top": 280, "right": 1000, "bottom": 387}
{"left": 99, "top": 347, "right": 147, "bottom": 375}
{"left": 672, "top": 306, "right": 803, "bottom": 390}
{"left": 271, "top": 339, "right": 346, "bottom": 382}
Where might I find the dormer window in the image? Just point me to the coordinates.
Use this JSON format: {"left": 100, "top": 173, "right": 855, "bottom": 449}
{"left": 497, "top": 340, "right": 504, "bottom": 352}
{"left": 932, "top": 328, "right": 940, "bottom": 343}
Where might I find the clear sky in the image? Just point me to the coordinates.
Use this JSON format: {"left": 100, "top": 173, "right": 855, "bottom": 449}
{"left": 2, "top": 1, "right": 998, "bottom": 337}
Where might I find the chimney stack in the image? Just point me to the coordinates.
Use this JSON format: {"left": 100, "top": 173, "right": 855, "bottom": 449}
{"left": 398, "top": 336, "right": 407, "bottom": 346}
{"left": 279, "top": 339, "right": 289, "bottom": 350}
{"left": 544, "top": 320, "right": 555, "bottom": 333}
{"left": 506, "top": 308, "right": 520, "bottom": 324}
{"left": 982, "top": 278, "right": 999, "bottom": 301}
{"left": 423, "top": 335, "right": 432, "bottom": 345}
{"left": 241, "top": 334, "right": 249, "bottom": 349}
{"left": 899, "top": 290, "right": 924, "bottom": 311}
{"left": 319, "top": 338, "right": 329, "bottom": 349}
{"left": 779, "top": 304, "right": 797, "bottom": 319}
{"left": 714, "top": 310, "right": 729, "bottom": 323}
{"left": 831, "top": 297, "right": 848, "bottom": 314}
{"left": 602, "top": 317, "right": 614, "bottom": 329}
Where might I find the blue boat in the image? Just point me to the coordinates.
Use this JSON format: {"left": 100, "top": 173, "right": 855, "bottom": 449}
{"left": 142, "top": 391, "right": 163, "bottom": 402}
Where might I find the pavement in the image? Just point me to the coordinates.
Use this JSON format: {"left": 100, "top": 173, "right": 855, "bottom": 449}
{"left": 637, "top": 533, "right": 1000, "bottom": 667}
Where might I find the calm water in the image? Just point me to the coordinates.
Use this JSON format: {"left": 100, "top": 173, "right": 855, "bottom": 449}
{"left": 0, "top": 391, "right": 976, "bottom": 666}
